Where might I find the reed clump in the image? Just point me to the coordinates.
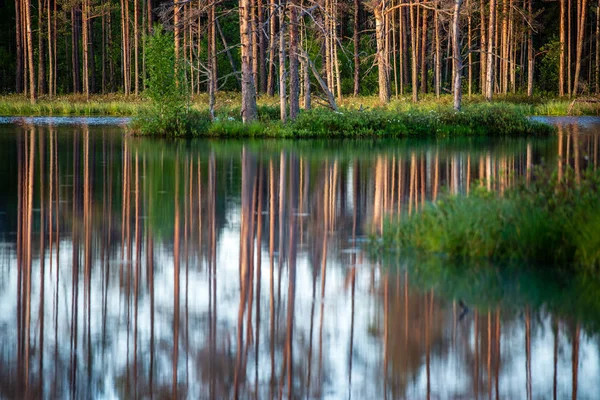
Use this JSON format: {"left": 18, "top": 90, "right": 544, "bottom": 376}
{"left": 378, "top": 168, "right": 600, "bottom": 271}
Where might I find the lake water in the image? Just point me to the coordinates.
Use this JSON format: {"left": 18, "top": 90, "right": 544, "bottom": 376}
{"left": 0, "top": 118, "right": 599, "bottom": 399}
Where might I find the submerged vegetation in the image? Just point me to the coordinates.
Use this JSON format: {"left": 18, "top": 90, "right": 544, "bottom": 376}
{"left": 377, "top": 168, "right": 600, "bottom": 270}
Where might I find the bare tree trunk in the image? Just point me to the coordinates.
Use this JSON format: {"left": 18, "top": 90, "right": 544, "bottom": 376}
{"left": 480, "top": 0, "right": 487, "bottom": 95}
{"left": 353, "top": 0, "right": 360, "bottom": 95}
{"left": 25, "top": 0, "right": 36, "bottom": 102}
{"left": 15, "top": 0, "right": 23, "bottom": 93}
{"left": 47, "top": 0, "right": 54, "bottom": 96}
{"left": 467, "top": 0, "right": 472, "bottom": 96}
{"left": 594, "top": 0, "right": 600, "bottom": 95}
{"left": 572, "top": 0, "right": 589, "bottom": 95}
{"left": 375, "top": 1, "right": 390, "bottom": 103}
{"left": 267, "top": 0, "right": 277, "bottom": 95}
{"left": 435, "top": 2, "right": 441, "bottom": 97}
{"left": 134, "top": 0, "right": 140, "bottom": 95}
{"left": 568, "top": 0, "right": 572, "bottom": 96}
{"left": 290, "top": 0, "right": 300, "bottom": 118}
{"left": 241, "top": 0, "right": 259, "bottom": 122}
{"left": 38, "top": 0, "right": 47, "bottom": 95}
{"left": 82, "top": 0, "right": 90, "bottom": 99}
{"left": 560, "top": 0, "right": 566, "bottom": 96}
{"left": 420, "top": 9, "right": 428, "bottom": 93}
{"left": 259, "top": 0, "right": 267, "bottom": 93}
{"left": 527, "top": 0, "right": 534, "bottom": 96}
{"left": 72, "top": 7, "right": 81, "bottom": 93}
{"left": 452, "top": 0, "right": 463, "bottom": 110}
{"left": 410, "top": 0, "right": 418, "bottom": 102}
{"left": 485, "top": 0, "right": 496, "bottom": 100}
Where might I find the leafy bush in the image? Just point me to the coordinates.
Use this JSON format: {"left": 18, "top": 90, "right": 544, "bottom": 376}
{"left": 132, "top": 26, "right": 190, "bottom": 136}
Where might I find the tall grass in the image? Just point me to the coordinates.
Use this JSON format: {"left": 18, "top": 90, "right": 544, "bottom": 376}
{"left": 2, "top": 92, "right": 599, "bottom": 117}
{"left": 378, "top": 168, "right": 600, "bottom": 271}
{"left": 0, "top": 94, "right": 146, "bottom": 116}
{"left": 132, "top": 103, "right": 555, "bottom": 137}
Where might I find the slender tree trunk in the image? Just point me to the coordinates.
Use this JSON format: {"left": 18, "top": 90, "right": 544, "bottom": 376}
{"left": 134, "top": 0, "right": 140, "bottom": 95}
{"left": 38, "top": 0, "right": 47, "bottom": 95}
{"left": 72, "top": 8, "right": 81, "bottom": 93}
{"left": 353, "top": 0, "right": 360, "bottom": 95}
{"left": 467, "top": 0, "right": 472, "bottom": 96}
{"left": 16, "top": 0, "right": 23, "bottom": 93}
{"left": 480, "top": 0, "right": 487, "bottom": 95}
{"left": 485, "top": 0, "right": 496, "bottom": 100}
{"left": 560, "top": 0, "right": 566, "bottom": 96}
{"left": 47, "top": 0, "right": 54, "bottom": 96}
{"left": 572, "top": 0, "right": 589, "bottom": 95}
{"left": 420, "top": 9, "right": 428, "bottom": 93}
{"left": 374, "top": 1, "right": 390, "bottom": 103}
{"left": 252, "top": 0, "right": 260, "bottom": 91}
{"left": 290, "top": 0, "right": 300, "bottom": 118}
{"left": 409, "top": 1, "right": 418, "bottom": 102}
{"left": 594, "top": 0, "right": 600, "bottom": 95}
{"left": 259, "top": 0, "right": 267, "bottom": 93}
{"left": 267, "top": 0, "right": 277, "bottom": 95}
{"left": 527, "top": 0, "right": 534, "bottom": 96}
{"left": 452, "top": 0, "right": 463, "bottom": 110}
{"left": 279, "top": 1, "right": 287, "bottom": 122}
{"left": 568, "top": 0, "right": 572, "bottom": 96}
{"left": 241, "top": 0, "right": 259, "bottom": 122}
{"left": 435, "top": 2, "right": 441, "bottom": 97}
{"left": 82, "top": 0, "right": 90, "bottom": 99}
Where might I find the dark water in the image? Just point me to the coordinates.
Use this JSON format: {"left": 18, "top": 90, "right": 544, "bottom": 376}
{"left": 0, "top": 119, "right": 599, "bottom": 399}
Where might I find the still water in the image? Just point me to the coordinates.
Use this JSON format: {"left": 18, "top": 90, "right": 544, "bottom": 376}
{"left": 0, "top": 119, "right": 599, "bottom": 399}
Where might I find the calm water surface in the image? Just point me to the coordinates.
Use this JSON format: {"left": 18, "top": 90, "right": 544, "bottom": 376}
{"left": 0, "top": 119, "right": 599, "bottom": 399}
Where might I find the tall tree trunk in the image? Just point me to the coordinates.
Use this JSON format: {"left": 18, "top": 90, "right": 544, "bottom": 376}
{"left": 72, "top": 8, "right": 81, "bottom": 93}
{"left": 527, "top": 0, "right": 534, "bottom": 96}
{"left": 594, "top": 0, "right": 600, "bottom": 95}
{"left": 134, "top": 0, "right": 140, "bottom": 95}
{"left": 38, "top": 0, "right": 47, "bottom": 95}
{"left": 279, "top": 1, "right": 287, "bottom": 122}
{"left": 47, "top": 0, "right": 54, "bottom": 96}
{"left": 259, "top": 0, "right": 267, "bottom": 93}
{"left": 485, "top": 0, "right": 496, "bottom": 100}
{"left": 410, "top": 0, "right": 418, "bottom": 102}
{"left": 290, "top": 0, "right": 300, "bottom": 118}
{"left": 568, "top": 0, "right": 572, "bottom": 96}
{"left": 241, "top": 0, "right": 259, "bottom": 122}
{"left": 267, "top": 0, "right": 277, "bottom": 95}
{"left": 480, "top": 0, "right": 487, "bottom": 95}
{"left": 353, "top": 0, "right": 360, "bottom": 95}
{"left": 15, "top": 0, "right": 23, "bottom": 93}
{"left": 572, "top": 0, "right": 589, "bottom": 95}
{"left": 452, "top": 0, "right": 463, "bottom": 110}
{"left": 252, "top": 0, "right": 260, "bottom": 91}
{"left": 420, "top": 9, "right": 428, "bottom": 93}
{"left": 25, "top": 0, "right": 36, "bottom": 102}
{"left": 374, "top": 1, "right": 390, "bottom": 103}
{"left": 82, "top": 0, "right": 90, "bottom": 99}
{"left": 434, "top": 2, "right": 441, "bottom": 97}
{"left": 559, "top": 0, "right": 566, "bottom": 96}
{"left": 467, "top": 0, "right": 472, "bottom": 96}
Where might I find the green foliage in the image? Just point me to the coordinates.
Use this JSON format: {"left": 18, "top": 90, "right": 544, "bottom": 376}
{"left": 379, "top": 168, "right": 600, "bottom": 271}
{"left": 539, "top": 38, "right": 561, "bottom": 93}
{"left": 133, "top": 26, "right": 190, "bottom": 136}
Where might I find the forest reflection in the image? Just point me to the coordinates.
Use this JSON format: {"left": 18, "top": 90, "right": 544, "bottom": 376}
{"left": 1, "top": 121, "right": 599, "bottom": 399}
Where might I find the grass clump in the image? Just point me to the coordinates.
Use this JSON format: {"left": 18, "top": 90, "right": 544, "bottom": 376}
{"left": 378, "top": 168, "right": 600, "bottom": 271}
{"left": 131, "top": 102, "right": 555, "bottom": 138}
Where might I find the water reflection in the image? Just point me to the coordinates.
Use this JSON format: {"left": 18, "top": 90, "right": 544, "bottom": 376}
{"left": 0, "top": 120, "right": 599, "bottom": 398}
